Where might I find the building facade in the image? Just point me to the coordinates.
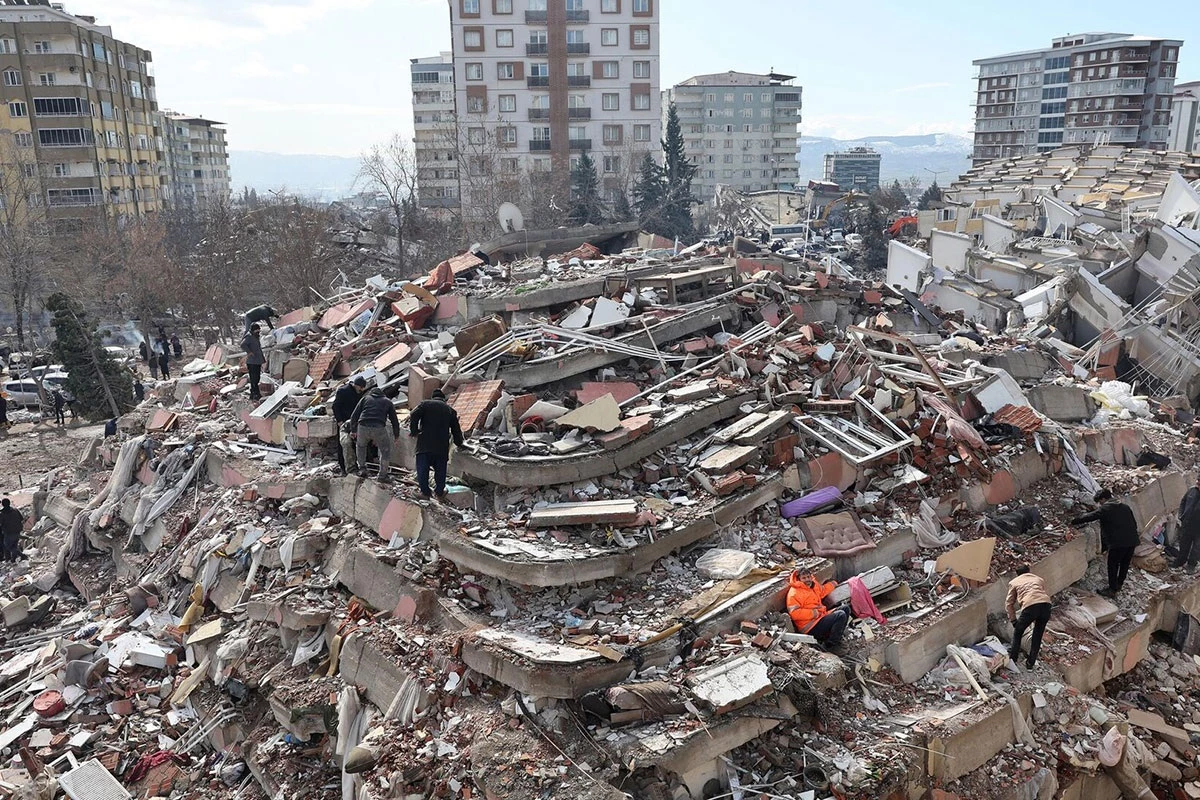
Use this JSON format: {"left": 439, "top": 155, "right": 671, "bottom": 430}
{"left": 411, "top": 53, "right": 459, "bottom": 214}
{"left": 446, "top": 0, "right": 661, "bottom": 223}
{"left": 160, "top": 112, "right": 230, "bottom": 211}
{"left": 1170, "top": 80, "right": 1200, "bottom": 153}
{"left": 663, "top": 70, "right": 801, "bottom": 202}
{"left": 822, "top": 146, "right": 880, "bottom": 192}
{"left": 972, "top": 33, "right": 1182, "bottom": 165}
{"left": 0, "top": 0, "right": 163, "bottom": 225}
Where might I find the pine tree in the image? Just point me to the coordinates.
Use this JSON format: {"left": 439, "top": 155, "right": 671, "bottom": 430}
{"left": 568, "top": 152, "right": 604, "bottom": 225}
{"left": 917, "top": 181, "right": 943, "bottom": 211}
{"left": 660, "top": 103, "right": 698, "bottom": 242}
{"left": 861, "top": 202, "right": 888, "bottom": 271}
{"left": 46, "top": 292, "right": 132, "bottom": 420}
{"left": 632, "top": 153, "right": 664, "bottom": 231}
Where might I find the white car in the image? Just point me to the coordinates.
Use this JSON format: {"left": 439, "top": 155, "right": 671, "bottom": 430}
{"left": 3, "top": 373, "right": 68, "bottom": 408}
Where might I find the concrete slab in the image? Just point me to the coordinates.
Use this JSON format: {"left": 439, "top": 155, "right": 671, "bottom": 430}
{"left": 883, "top": 596, "right": 989, "bottom": 683}
{"left": 926, "top": 695, "right": 1033, "bottom": 782}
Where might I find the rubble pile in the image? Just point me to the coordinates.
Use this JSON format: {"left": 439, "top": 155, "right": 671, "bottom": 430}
{"left": 7, "top": 160, "right": 1200, "bottom": 799}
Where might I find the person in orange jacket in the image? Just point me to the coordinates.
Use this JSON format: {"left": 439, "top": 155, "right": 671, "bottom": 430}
{"left": 786, "top": 570, "right": 848, "bottom": 649}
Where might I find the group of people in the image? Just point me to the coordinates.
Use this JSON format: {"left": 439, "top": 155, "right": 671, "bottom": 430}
{"left": 785, "top": 483, "right": 1195, "bottom": 672}
{"left": 139, "top": 331, "right": 183, "bottom": 381}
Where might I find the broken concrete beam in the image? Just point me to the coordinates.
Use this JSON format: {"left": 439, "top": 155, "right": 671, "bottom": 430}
{"left": 327, "top": 477, "right": 426, "bottom": 542}
{"left": 713, "top": 412, "right": 767, "bottom": 444}
{"left": 926, "top": 694, "right": 1034, "bottom": 782}
{"left": 1026, "top": 383, "right": 1096, "bottom": 422}
{"left": 883, "top": 596, "right": 988, "bottom": 683}
{"left": 732, "top": 410, "right": 794, "bottom": 446}
{"left": 699, "top": 445, "right": 757, "bottom": 474}
{"left": 553, "top": 394, "right": 621, "bottom": 433}
{"left": 668, "top": 381, "right": 716, "bottom": 403}
{"left": 527, "top": 499, "right": 639, "bottom": 528}
{"left": 686, "top": 653, "right": 773, "bottom": 714}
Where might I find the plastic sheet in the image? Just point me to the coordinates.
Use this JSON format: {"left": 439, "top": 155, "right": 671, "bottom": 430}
{"left": 695, "top": 549, "right": 754, "bottom": 580}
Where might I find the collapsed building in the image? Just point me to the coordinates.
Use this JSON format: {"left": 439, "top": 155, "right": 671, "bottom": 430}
{"left": 2, "top": 185, "right": 1200, "bottom": 798}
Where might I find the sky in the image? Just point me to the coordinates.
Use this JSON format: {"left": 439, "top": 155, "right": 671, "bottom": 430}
{"left": 74, "top": 0, "right": 1200, "bottom": 158}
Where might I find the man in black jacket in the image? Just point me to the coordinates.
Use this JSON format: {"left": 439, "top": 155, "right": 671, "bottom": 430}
{"left": 350, "top": 388, "right": 399, "bottom": 481}
{"left": 241, "top": 324, "right": 266, "bottom": 401}
{"left": 409, "top": 388, "right": 464, "bottom": 500}
{"left": 0, "top": 498, "right": 24, "bottom": 561}
{"left": 1176, "top": 475, "right": 1200, "bottom": 572}
{"left": 331, "top": 377, "right": 367, "bottom": 475}
{"left": 1070, "top": 488, "right": 1140, "bottom": 596}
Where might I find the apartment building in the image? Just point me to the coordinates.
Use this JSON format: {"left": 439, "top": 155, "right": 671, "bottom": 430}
{"left": 663, "top": 71, "right": 801, "bottom": 202}
{"left": 972, "top": 33, "right": 1182, "bottom": 165}
{"left": 1170, "top": 80, "right": 1200, "bottom": 153}
{"left": 160, "top": 112, "right": 231, "bottom": 212}
{"left": 822, "top": 146, "right": 880, "bottom": 192}
{"left": 447, "top": 0, "right": 661, "bottom": 218}
{"left": 411, "top": 53, "right": 459, "bottom": 214}
{"left": 0, "top": 0, "right": 163, "bottom": 225}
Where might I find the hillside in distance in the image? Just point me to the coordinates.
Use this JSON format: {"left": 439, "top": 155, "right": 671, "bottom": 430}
{"left": 229, "top": 150, "right": 361, "bottom": 201}
{"left": 798, "top": 133, "right": 973, "bottom": 187}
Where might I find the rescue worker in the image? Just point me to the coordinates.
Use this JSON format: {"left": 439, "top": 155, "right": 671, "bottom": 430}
{"left": 1005, "top": 565, "right": 1053, "bottom": 669}
{"left": 785, "top": 570, "right": 847, "bottom": 650}
{"left": 51, "top": 389, "right": 65, "bottom": 425}
{"left": 1175, "top": 474, "right": 1200, "bottom": 573}
{"left": 408, "top": 388, "right": 465, "bottom": 500}
{"left": 241, "top": 323, "right": 266, "bottom": 401}
{"left": 1069, "top": 488, "right": 1140, "bottom": 595}
{"left": 0, "top": 498, "right": 24, "bottom": 561}
{"left": 243, "top": 305, "right": 278, "bottom": 331}
{"left": 349, "top": 388, "right": 400, "bottom": 482}
{"left": 331, "top": 377, "right": 367, "bottom": 475}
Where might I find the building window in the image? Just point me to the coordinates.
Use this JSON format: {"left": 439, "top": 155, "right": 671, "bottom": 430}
{"left": 53, "top": 163, "right": 69, "bottom": 177}
{"left": 532, "top": 126, "right": 550, "bottom": 141}
{"left": 501, "top": 157, "right": 518, "bottom": 171}
{"left": 496, "top": 29, "right": 513, "bottom": 47}
{"left": 462, "top": 0, "right": 480, "bottom": 13}
{"left": 3, "top": 69, "right": 20, "bottom": 86}
{"left": 528, "top": 0, "right": 547, "bottom": 9}
{"left": 601, "top": 61, "right": 618, "bottom": 78}
{"left": 498, "top": 62, "right": 514, "bottom": 79}
{"left": 603, "top": 93, "right": 619, "bottom": 110}
{"left": 468, "top": 96, "right": 485, "bottom": 113}
{"left": 633, "top": 61, "right": 650, "bottom": 78}
{"left": 8, "top": 101, "right": 27, "bottom": 118}
{"left": 14, "top": 132, "right": 32, "bottom": 147}
{"left": 530, "top": 94, "right": 549, "bottom": 109}
{"left": 567, "top": 62, "right": 586, "bottom": 77}
{"left": 530, "top": 62, "right": 548, "bottom": 77}
{"left": 633, "top": 0, "right": 650, "bottom": 12}
{"left": 468, "top": 127, "right": 486, "bottom": 144}
{"left": 32, "top": 40, "right": 51, "bottom": 54}
{"left": 568, "top": 93, "right": 586, "bottom": 108}
{"left": 529, "top": 29, "right": 547, "bottom": 44}
{"left": 631, "top": 27, "right": 650, "bottom": 47}
{"left": 38, "top": 73, "right": 55, "bottom": 86}
{"left": 634, "top": 124, "right": 651, "bottom": 141}
{"left": 566, "top": 0, "right": 583, "bottom": 9}
{"left": 498, "top": 94, "right": 516, "bottom": 112}
{"left": 569, "top": 125, "right": 587, "bottom": 140}
{"left": 566, "top": 29, "right": 585, "bottom": 44}
{"left": 603, "top": 124, "right": 621, "bottom": 144}
{"left": 604, "top": 155, "right": 620, "bottom": 173}
{"left": 0, "top": 38, "right": 13, "bottom": 54}
{"left": 633, "top": 93, "right": 650, "bottom": 110}
{"left": 466, "top": 63, "right": 483, "bottom": 80}
{"left": 601, "top": 28, "right": 618, "bottom": 46}
{"left": 602, "top": 0, "right": 619, "bottom": 10}
{"left": 464, "top": 29, "right": 482, "bottom": 49}
{"left": 495, "top": 0, "right": 512, "bottom": 11}
{"left": 498, "top": 126, "right": 517, "bottom": 144}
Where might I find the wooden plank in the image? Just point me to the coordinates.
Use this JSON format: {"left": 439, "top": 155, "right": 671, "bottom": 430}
{"left": 527, "top": 499, "right": 640, "bottom": 528}
{"left": 712, "top": 412, "right": 767, "bottom": 444}
{"left": 699, "top": 444, "right": 757, "bottom": 474}
{"left": 250, "top": 381, "right": 300, "bottom": 419}
{"left": 733, "top": 410, "right": 794, "bottom": 446}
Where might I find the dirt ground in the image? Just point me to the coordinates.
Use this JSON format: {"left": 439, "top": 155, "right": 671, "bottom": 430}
{"left": 0, "top": 420, "right": 105, "bottom": 489}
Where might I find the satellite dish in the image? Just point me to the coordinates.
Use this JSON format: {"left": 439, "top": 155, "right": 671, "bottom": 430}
{"left": 497, "top": 202, "right": 525, "bottom": 233}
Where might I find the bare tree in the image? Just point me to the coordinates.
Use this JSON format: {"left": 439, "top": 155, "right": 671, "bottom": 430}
{"left": 0, "top": 132, "right": 51, "bottom": 351}
{"left": 243, "top": 198, "right": 349, "bottom": 309}
{"left": 902, "top": 174, "right": 924, "bottom": 205}
{"left": 358, "top": 133, "right": 420, "bottom": 276}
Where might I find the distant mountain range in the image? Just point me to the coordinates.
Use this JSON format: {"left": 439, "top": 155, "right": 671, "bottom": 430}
{"left": 229, "top": 150, "right": 361, "bottom": 201}
{"left": 798, "top": 133, "right": 974, "bottom": 187}
{"left": 228, "top": 132, "right": 975, "bottom": 200}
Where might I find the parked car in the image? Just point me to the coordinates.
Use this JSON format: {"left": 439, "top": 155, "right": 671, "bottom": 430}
{"left": 3, "top": 379, "right": 42, "bottom": 408}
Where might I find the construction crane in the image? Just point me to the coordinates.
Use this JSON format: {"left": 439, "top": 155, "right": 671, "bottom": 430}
{"left": 810, "top": 191, "right": 869, "bottom": 231}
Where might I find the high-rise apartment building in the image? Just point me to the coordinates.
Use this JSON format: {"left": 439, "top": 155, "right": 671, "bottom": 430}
{"left": 0, "top": 0, "right": 163, "bottom": 224}
{"left": 411, "top": 53, "right": 459, "bottom": 214}
{"left": 664, "top": 70, "right": 801, "bottom": 202}
{"left": 160, "top": 112, "right": 230, "bottom": 211}
{"left": 447, "top": 0, "right": 661, "bottom": 224}
{"left": 972, "top": 33, "right": 1182, "bottom": 165}
{"left": 822, "top": 146, "right": 880, "bottom": 192}
{"left": 1170, "top": 80, "right": 1200, "bottom": 153}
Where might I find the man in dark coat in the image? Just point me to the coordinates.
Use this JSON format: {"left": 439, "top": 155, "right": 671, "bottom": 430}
{"left": 1176, "top": 475, "right": 1200, "bottom": 573}
{"left": 156, "top": 336, "right": 170, "bottom": 380}
{"left": 241, "top": 323, "right": 266, "bottom": 401}
{"left": 170, "top": 334, "right": 182, "bottom": 359}
{"left": 0, "top": 498, "right": 24, "bottom": 561}
{"left": 51, "top": 389, "right": 65, "bottom": 425}
{"left": 350, "top": 388, "right": 400, "bottom": 481}
{"left": 409, "top": 388, "right": 464, "bottom": 500}
{"left": 331, "top": 377, "right": 367, "bottom": 475}
{"left": 244, "top": 305, "right": 278, "bottom": 331}
{"left": 1070, "top": 488, "right": 1140, "bottom": 596}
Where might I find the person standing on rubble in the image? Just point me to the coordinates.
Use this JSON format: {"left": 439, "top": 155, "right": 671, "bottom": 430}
{"left": 409, "top": 388, "right": 464, "bottom": 501}
{"left": 1174, "top": 475, "right": 1200, "bottom": 573}
{"left": 144, "top": 339, "right": 158, "bottom": 380}
{"left": 1069, "top": 488, "right": 1140, "bottom": 595}
{"left": 0, "top": 498, "right": 24, "bottom": 561}
{"left": 244, "top": 305, "right": 278, "bottom": 331}
{"left": 241, "top": 323, "right": 266, "bottom": 401}
{"left": 170, "top": 333, "right": 182, "bottom": 359}
{"left": 331, "top": 377, "right": 367, "bottom": 475}
{"left": 786, "top": 571, "right": 848, "bottom": 650}
{"left": 156, "top": 335, "right": 171, "bottom": 380}
{"left": 51, "top": 389, "right": 65, "bottom": 425}
{"left": 1006, "top": 565, "right": 1053, "bottom": 669}
{"left": 350, "top": 388, "right": 400, "bottom": 481}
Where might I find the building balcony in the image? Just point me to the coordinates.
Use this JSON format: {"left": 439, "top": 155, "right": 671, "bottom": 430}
{"left": 525, "top": 9, "right": 547, "bottom": 22}
{"left": 568, "top": 107, "right": 591, "bottom": 119}
{"left": 527, "top": 108, "right": 550, "bottom": 120}
{"left": 565, "top": 9, "right": 589, "bottom": 21}
{"left": 569, "top": 138, "right": 591, "bottom": 150}
{"left": 567, "top": 75, "right": 590, "bottom": 87}
{"left": 1117, "top": 49, "right": 1150, "bottom": 63}
{"left": 527, "top": 75, "right": 550, "bottom": 88}
{"left": 526, "top": 42, "right": 548, "bottom": 55}
{"left": 567, "top": 42, "right": 589, "bottom": 54}
{"left": 530, "top": 140, "right": 552, "bottom": 151}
